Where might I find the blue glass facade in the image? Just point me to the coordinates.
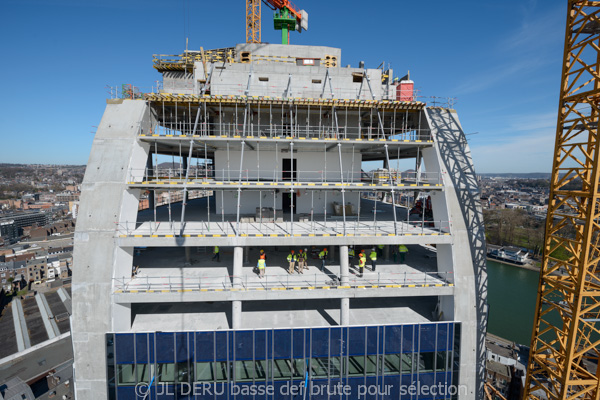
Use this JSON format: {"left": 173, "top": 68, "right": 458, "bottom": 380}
{"left": 106, "top": 322, "right": 460, "bottom": 400}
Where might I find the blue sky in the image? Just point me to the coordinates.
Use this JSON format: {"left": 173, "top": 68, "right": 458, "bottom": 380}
{"left": 1, "top": 0, "right": 565, "bottom": 173}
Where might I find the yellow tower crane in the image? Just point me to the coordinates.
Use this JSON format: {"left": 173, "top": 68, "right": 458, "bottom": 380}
{"left": 246, "top": 0, "right": 261, "bottom": 44}
{"left": 246, "top": 0, "right": 307, "bottom": 45}
{"left": 525, "top": 1, "right": 600, "bottom": 399}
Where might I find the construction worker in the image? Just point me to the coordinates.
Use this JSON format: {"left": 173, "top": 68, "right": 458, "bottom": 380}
{"left": 369, "top": 247, "right": 378, "bottom": 272}
{"left": 358, "top": 252, "right": 366, "bottom": 278}
{"left": 259, "top": 249, "right": 267, "bottom": 261}
{"left": 348, "top": 246, "right": 355, "bottom": 266}
{"left": 287, "top": 250, "right": 297, "bottom": 274}
{"left": 319, "top": 248, "right": 328, "bottom": 272}
{"left": 377, "top": 244, "right": 385, "bottom": 258}
{"left": 297, "top": 249, "right": 306, "bottom": 273}
{"left": 257, "top": 254, "right": 266, "bottom": 278}
{"left": 398, "top": 244, "right": 409, "bottom": 263}
{"left": 212, "top": 246, "right": 220, "bottom": 262}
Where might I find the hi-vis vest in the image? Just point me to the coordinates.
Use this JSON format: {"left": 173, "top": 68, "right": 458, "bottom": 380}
{"left": 257, "top": 259, "right": 266, "bottom": 269}
{"left": 214, "top": 246, "right": 219, "bottom": 253}
{"left": 299, "top": 252, "right": 306, "bottom": 260}
{"left": 398, "top": 245, "right": 408, "bottom": 253}
{"left": 319, "top": 251, "right": 326, "bottom": 259}
{"left": 359, "top": 256, "right": 366, "bottom": 267}
{"left": 349, "top": 248, "right": 355, "bottom": 257}
{"left": 369, "top": 251, "right": 377, "bottom": 261}
{"left": 287, "top": 253, "right": 297, "bottom": 262}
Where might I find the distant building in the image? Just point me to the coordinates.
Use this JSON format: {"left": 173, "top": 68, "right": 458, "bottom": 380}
{"left": 486, "top": 360, "right": 512, "bottom": 398}
{"left": 0, "top": 260, "right": 27, "bottom": 290}
{"left": 27, "top": 259, "right": 47, "bottom": 283}
{"left": 0, "top": 211, "right": 49, "bottom": 242}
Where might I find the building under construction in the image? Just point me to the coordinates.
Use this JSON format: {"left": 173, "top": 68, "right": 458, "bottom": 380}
{"left": 72, "top": 28, "right": 487, "bottom": 400}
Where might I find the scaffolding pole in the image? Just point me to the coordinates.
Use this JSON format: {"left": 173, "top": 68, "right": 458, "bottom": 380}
{"left": 338, "top": 143, "right": 346, "bottom": 235}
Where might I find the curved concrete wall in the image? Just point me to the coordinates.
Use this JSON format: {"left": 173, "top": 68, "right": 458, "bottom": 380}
{"left": 72, "top": 100, "right": 151, "bottom": 400}
{"left": 423, "top": 107, "right": 488, "bottom": 400}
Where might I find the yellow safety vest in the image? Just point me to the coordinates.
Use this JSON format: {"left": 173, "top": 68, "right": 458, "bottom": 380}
{"left": 370, "top": 251, "right": 377, "bottom": 261}
{"left": 214, "top": 246, "right": 219, "bottom": 253}
{"left": 319, "top": 251, "right": 325, "bottom": 259}
{"left": 359, "top": 256, "right": 366, "bottom": 267}
{"left": 287, "top": 253, "right": 296, "bottom": 262}
{"left": 349, "top": 248, "right": 355, "bottom": 257}
{"left": 257, "top": 259, "right": 266, "bottom": 269}
{"left": 398, "top": 245, "right": 408, "bottom": 253}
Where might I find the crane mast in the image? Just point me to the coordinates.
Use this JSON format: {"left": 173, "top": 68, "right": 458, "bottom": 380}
{"left": 525, "top": 1, "right": 600, "bottom": 399}
{"left": 246, "top": 0, "right": 261, "bottom": 44}
{"left": 246, "top": 0, "right": 307, "bottom": 44}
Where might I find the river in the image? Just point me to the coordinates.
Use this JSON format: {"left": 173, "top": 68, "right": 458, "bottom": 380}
{"left": 486, "top": 260, "right": 540, "bottom": 345}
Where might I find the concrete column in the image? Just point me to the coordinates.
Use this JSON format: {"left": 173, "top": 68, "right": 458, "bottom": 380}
{"left": 232, "top": 247, "right": 243, "bottom": 329}
{"left": 185, "top": 246, "right": 191, "bottom": 264}
{"left": 339, "top": 245, "right": 350, "bottom": 326}
{"left": 112, "top": 303, "right": 132, "bottom": 331}
{"left": 232, "top": 301, "right": 242, "bottom": 329}
{"left": 182, "top": 157, "right": 189, "bottom": 203}
{"left": 233, "top": 247, "right": 243, "bottom": 287}
{"left": 384, "top": 245, "right": 390, "bottom": 262}
{"left": 340, "top": 298, "right": 350, "bottom": 326}
{"left": 329, "top": 245, "right": 335, "bottom": 262}
{"left": 244, "top": 247, "right": 250, "bottom": 265}
{"left": 146, "top": 154, "right": 155, "bottom": 210}
{"left": 339, "top": 246, "right": 349, "bottom": 285}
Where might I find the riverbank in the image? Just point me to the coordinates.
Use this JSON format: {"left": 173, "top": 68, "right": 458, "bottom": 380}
{"left": 486, "top": 257, "right": 540, "bottom": 272}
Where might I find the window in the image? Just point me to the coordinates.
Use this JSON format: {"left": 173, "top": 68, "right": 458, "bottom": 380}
{"left": 401, "top": 353, "right": 413, "bottom": 374}
{"left": 382, "top": 354, "right": 400, "bottom": 375}
{"left": 157, "top": 363, "right": 175, "bottom": 383}
{"left": 291, "top": 359, "right": 304, "bottom": 379}
{"left": 329, "top": 357, "right": 342, "bottom": 377}
{"left": 365, "top": 355, "right": 378, "bottom": 375}
{"left": 348, "top": 356, "right": 365, "bottom": 377}
{"left": 436, "top": 351, "right": 448, "bottom": 371}
{"left": 195, "top": 362, "right": 213, "bottom": 382}
{"left": 272, "top": 359, "right": 292, "bottom": 380}
{"left": 196, "top": 361, "right": 229, "bottom": 382}
{"left": 255, "top": 360, "right": 267, "bottom": 380}
{"left": 117, "top": 364, "right": 136, "bottom": 386}
{"left": 177, "top": 362, "right": 190, "bottom": 383}
{"left": 235, "top": 360, "right": 254, "bottom": 382}
{"left": 137, "top": 363, "right": 151, "bottom": 384}
{"left": 418, "top": 352, "right": 435, "bottom": 373}
{"left": 310, "top": 358, "right": 329, "bottom": 378}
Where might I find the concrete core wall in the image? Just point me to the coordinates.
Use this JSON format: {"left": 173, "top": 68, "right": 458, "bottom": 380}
{"left": 72, "top": 100, "right": 152, "bottom": 400}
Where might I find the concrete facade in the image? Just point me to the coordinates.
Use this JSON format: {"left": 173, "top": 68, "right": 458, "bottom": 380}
{"left": 73, "top": 43, "right": 485, "bottom": 399}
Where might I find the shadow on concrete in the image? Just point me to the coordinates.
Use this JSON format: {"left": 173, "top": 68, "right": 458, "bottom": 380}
{"left": 427, "top": 108, "right": 488, "bottom": 399}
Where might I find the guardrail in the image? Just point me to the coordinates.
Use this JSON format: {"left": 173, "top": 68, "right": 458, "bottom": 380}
{"left": 142, "top": 121, "right": 431, "bottom": 142}
{"left": 115, "top": 219, "right": 451, "bottom": 237}
{"left": 127, "top": 168, "right": 442, "bottom": 187}
{"left": 114, "top": 270, "right": 454, "bottom": 293}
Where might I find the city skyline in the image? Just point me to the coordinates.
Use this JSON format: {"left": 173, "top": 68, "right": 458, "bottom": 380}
{"left": 2, "top": 0, "right": 565, "bottom": 173}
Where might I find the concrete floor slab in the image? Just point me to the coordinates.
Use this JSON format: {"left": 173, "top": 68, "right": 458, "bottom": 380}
{"left": 121, "top": 245, "right": 448, "bottom": 292}
{"left": 122, "top": 197, "right": 448, "bottom": 238}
